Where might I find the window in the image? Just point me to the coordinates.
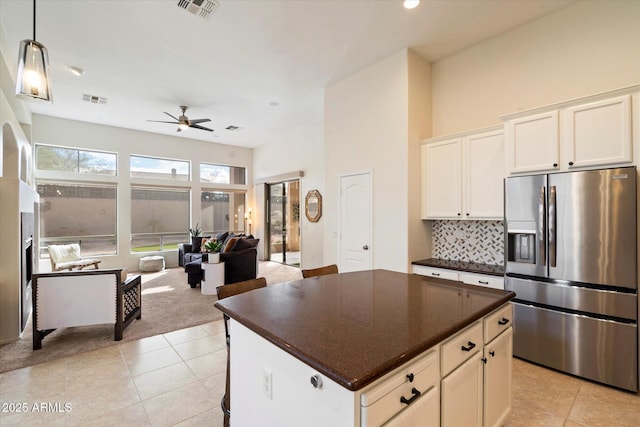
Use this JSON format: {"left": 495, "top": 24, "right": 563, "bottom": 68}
{"left": 131, "top": 187, "right": 190, "bottom": 252}
{"left": 37, "top": 183, "right": 117, "bottom": 256}
{"left": 36, "top": 145, "right": 116, "bottom": 175}
{"left": 201, "top": 191, "right": 246, "bottom": 234}
{"left": 130, "top": 155, "right": 189, "bottom": 181}
{"left": 200, "top": 163, "right": 245, "bottom": 184}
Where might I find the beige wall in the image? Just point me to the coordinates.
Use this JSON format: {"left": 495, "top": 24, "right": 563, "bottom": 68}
{"left": 324, "top": 49, "right": 432, "bottom": 272}
{"left": 252, "top": 123, "right": 324, "bottom": 268}
{"left": 432, "top": 0, "right": 640, "bottom": 136}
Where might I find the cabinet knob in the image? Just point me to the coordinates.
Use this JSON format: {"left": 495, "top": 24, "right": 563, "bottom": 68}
{"left": 553, "top": 163, "right": 558, "bottom": 167}
{"left": 406, "top": 373, "right": 414, "bottom": 382}
{"left": 481, "top": 357, "right": 488, "bottom": 364}
{"left": 457, "top": 213, "right": 461, "bottom": 216}
{"left": 310, "top": 374, "right": 323, "bottom": 389}
{"left": 466, "top": 213, "right": 469, "bottom": 216}
{"left": 568, "top": 161, "right": 574, "bottom": 166}
{"left": 490, "top": 351, "right": 495, "bottom": 357}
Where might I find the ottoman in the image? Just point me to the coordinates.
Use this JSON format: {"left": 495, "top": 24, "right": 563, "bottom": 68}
{"left": 139, "top": 255, "right": 165, "bottom": 272}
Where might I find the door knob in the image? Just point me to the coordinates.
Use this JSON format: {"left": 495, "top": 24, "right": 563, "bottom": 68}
{"left": 363, "top": 245, "right": 369, "bottom": 250}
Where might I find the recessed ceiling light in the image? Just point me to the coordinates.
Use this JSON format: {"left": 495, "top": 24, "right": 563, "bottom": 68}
{"left": 68, "top": 66, "right": 85, "bottom": 76}
{"left": 403, "top": 0, "right": 420, "bottom": 9}
{"left": 268, "top": 101, "right": 279, "bottom": 107}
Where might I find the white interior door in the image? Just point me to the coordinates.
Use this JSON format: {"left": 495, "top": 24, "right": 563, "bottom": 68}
{"left": 340, "top": 172, "right": 372, "bottom": 272}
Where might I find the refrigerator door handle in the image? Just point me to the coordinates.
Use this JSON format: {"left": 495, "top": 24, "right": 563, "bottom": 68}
{"left": 539, "top": 186, "right": 546, "bottom": 267}
{"left": 549, "top": 185, "right": 557, "bottom": 267}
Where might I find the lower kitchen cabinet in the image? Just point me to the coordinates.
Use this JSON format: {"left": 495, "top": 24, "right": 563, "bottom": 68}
{"left": 484, "top": 328, "right": 513, "bottom": 427}
{"left": 441, "top": 352, "right": 484, "bottom": 427}
{"left": 412, "top": 264, "right": 504, "bottom": 290}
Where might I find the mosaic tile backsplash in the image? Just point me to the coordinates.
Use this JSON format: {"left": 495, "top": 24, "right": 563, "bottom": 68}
{"left": 432, "top": 220, "right": 504, "bottom": 265}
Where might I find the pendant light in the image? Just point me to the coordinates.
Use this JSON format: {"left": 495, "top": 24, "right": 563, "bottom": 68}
{"left": 15, "top": 0, "right": 52, "bottom": 103}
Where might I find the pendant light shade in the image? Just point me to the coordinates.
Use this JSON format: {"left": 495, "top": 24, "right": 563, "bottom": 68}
{"left": 16, "top": 39, "right": 52, "bottom": 102}
{"left": 15, "top": 0, "right": 53, "bottom": 103}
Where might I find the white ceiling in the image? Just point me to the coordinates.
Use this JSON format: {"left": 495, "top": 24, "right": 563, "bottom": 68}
{"left": 0, "top": 0, "right": 574, "bottom": 148}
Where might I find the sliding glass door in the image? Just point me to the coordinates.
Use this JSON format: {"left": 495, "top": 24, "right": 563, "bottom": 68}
{"left": 267, "top": 180, "right": 300, "bottom": 266}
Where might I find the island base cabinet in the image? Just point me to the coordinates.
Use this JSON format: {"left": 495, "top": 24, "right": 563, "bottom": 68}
{"left": 231, "top": 321, "right": 357, "bottom": 427}
{"left": 441, "top": 352, "right": 483, "bottom": 427}
{"left": 484, "top": 328, "right": 513, "bottom": 427}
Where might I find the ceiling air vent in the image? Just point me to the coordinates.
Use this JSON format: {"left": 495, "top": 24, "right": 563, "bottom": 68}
{"left": 177, "top": 0, "right": 219, "bottom": 19}
{"left": 82, "top": 94, "right": 107, "bottom": 104}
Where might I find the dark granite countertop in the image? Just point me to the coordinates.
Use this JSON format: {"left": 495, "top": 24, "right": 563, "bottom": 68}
{"left": 215, "top": 269, "right": 514, "bottom": 391}
{"left": 412, "top": 258, "right": 505, "bottom": 277}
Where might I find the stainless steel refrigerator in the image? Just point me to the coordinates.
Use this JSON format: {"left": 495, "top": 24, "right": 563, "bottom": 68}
{"left": 505, "top": 166, "right": 638, "bottom": 391}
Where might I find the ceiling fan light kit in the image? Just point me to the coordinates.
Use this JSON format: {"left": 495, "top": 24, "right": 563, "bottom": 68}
{"left": 147, "top": 105, "right": 214, "bottom": 133}
{"left": 15, "top": 0, "right": 53, "bottom": 102}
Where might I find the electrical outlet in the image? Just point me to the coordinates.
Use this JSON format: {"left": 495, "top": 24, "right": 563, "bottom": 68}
{"left": 262, "top": 368, "right": 272, "bottom": 399}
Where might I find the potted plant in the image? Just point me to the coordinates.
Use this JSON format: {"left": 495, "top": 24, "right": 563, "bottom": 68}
{"left": 189, "top": 223, "right": 202, "bottom": 251}
{"left": 203, "top": 239, "right": 224, "bottom": 263}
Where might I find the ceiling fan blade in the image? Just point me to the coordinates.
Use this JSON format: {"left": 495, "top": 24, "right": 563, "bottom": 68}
{"left": 188, "top": 118, "right": 211, "bottom": 124}
{"left": 148, "top": 120, "right": 179, "bottom": 124}
{"left": 190, "top": 124, "right": 214, "bottom": 132}
{"left": 164, "top": 112, "right": 180, "bottom": 121}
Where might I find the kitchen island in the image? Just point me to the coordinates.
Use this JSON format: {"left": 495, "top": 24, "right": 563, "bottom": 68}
{"left": 215, "top": 269, "right": 515, "bottom": 426}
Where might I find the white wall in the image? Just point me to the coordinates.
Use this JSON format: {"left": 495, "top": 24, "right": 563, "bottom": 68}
{"left": 324, "top": 49, "right": 431, "bottom": 273}
{"left": 432, "top": 0, "right": 640, "bottom": 136}
{"left": 31, "top": 114, "right": 253, "bottom": 271}
{"left": 252, "top": 123, "right": 324, "bottom": 269}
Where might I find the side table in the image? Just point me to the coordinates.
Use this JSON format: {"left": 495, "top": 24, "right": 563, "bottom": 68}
{"left": 201, "top": 261, "right": 225, "bottom": 295}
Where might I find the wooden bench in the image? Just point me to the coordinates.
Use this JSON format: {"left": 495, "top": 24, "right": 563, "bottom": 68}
{"left": 32, "top": 269, "right": 142, "bottom": 349}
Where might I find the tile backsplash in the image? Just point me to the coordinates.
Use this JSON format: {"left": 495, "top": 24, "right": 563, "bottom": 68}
{"left": 432, "top": 220, "right": 504, "bottom": 265}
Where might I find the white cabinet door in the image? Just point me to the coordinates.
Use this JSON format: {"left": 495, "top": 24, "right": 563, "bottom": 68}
{"left": 483, "top": 328, "right": 513, "bottom": 427}
{"left": 506, "top": 111, "right": 559, "bottom": 174}
{"left": 423, "top": 138, "right": 462, "bottom": 219}
{"left": 564, "top": 95, "right": 632, "bottom": 169}
{"left": 441, "top": 352, "right": 483, "bottom": 427}
{"left": 464, "top": 129, "right": 505, "bottom": 219}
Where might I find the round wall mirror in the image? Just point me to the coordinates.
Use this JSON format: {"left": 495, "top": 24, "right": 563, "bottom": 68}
{"left": 305, "top": 190, "right": 322, "bottom": 223}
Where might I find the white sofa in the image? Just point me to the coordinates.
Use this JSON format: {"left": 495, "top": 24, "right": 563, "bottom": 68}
{"left": 32, "top": 269, "right": 141, "bottom": 349}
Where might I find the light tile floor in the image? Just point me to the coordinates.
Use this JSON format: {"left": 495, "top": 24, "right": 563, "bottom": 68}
{"left": 1, "top": 320, "right": 639, "bottom": 426}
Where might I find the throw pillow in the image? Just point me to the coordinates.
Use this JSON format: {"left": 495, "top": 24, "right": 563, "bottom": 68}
{"left": 215, "top": 231, "right": 229, "bottom": 242}
{"left": 200, "top": 238, "right": 209, "bottom": 253}
{"left": 223, "top": 237, "right": 241, "bottom": 253}
{"left": 232, "top": 238, "right": 260, "bottom": 251}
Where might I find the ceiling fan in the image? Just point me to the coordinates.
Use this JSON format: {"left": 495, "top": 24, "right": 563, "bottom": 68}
{"left": 147, "top": 105, "right": 213, "bottom": 132}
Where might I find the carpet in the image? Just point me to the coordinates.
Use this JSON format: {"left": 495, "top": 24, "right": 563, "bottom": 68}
{"left": 0, "top": 261, "right": 302, "bottom": 373}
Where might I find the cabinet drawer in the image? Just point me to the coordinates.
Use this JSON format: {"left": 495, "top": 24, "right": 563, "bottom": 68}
{"left": 441, "top": 321, "right": 483, "bottom": 377}
{"left": 484, "top": 303, "right": 513, "bottom": 344}
{"left": 459, "top": 272, "right": 504, "bottom": 290}
{"left": 361, "top": 349, "right": 439, "bottom": 426}
{"left": 412, "top": 265, "right": 459, "bottom": 281}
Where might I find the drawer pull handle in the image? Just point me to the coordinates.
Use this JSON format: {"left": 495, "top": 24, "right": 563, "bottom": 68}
{"left": 490, "top": 351, "right": 495, "bottom": 357}
{"left": 400, "top": 387, "right": 421, "bottom": 405}
{"left": 479, "top": 280, "right": 489, "bottom": 284}
{"left": 406, "top": 373, "right": 414, "bottom": 383}
{"left": 481, "top": 357, "right": 487, "bottom": 364}
{"left": 498, "top": 318, "right": 509, "bottom": 325}
{"left": 431, "top": 272, "right": 440, "bottom": 277}
{"left": 461, "top": 341, "right": 476, "bottom": 352}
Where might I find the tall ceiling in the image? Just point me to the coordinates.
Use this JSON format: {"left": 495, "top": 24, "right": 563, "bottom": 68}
{"left": 0, "top": 0, "right": 574, "bottom": 148}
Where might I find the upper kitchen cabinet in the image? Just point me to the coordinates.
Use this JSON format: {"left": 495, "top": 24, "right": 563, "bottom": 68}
{"left": 564, "top": 95, "right": 632, "bottom": 169}
{"left": 422, "top": 126, "right": 505, "bottom": 220}
{"left": 505, "top": 111, "right": 559, "bottom": 174}
{"left": 503, "top": 86, "right": 638, "bottom": 175}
